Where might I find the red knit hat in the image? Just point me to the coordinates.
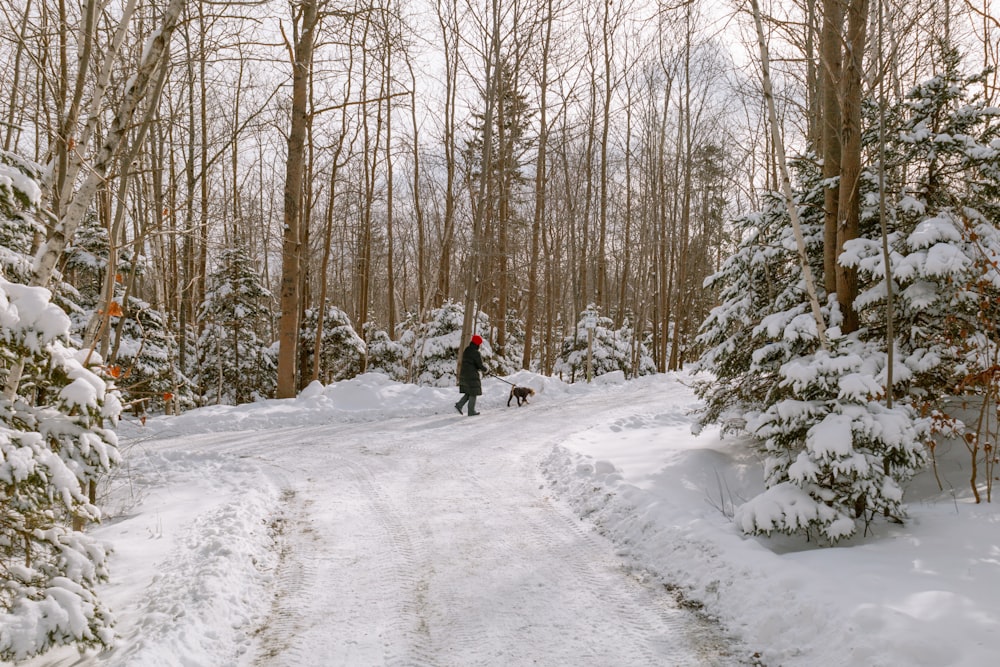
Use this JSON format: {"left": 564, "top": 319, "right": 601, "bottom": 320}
{"left": 471, "top": 334, "right": 483, "bottom": 346}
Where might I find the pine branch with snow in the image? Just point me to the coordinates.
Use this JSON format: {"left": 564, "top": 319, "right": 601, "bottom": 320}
{"left": 1, "top": 277, "right": 121, "bottom": 660}
{"left": 696, "top": 154, "right": 929, "bottom": 542}
{"left": 554, "top": 305, "right": 652, "bottom": 382}
{"left": 363, "top": 323, "right": 408, "bottom": 382}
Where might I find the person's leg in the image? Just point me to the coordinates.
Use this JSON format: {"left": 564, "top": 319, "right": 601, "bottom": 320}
{"left": 468, "top": 394, "right": 479, "bottom": 415}
{"left": 456, "top": 394, "right": 469, "bottom": 413}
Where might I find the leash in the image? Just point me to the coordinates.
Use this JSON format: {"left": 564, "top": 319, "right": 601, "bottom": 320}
{"left": 488, "top": 372, "right": 517, "bottom": 387}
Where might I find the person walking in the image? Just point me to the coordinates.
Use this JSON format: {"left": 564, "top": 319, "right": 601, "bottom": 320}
{"left": 455, "top": 334, "right": 487, "bottom": 416}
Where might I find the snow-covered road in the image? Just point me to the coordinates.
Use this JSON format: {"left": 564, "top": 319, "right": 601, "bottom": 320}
{"left": 217, "top": 399, "right": 735, "bottom": 665}
{"left": 16, "top": 372, "right": 999, "bottom": 667}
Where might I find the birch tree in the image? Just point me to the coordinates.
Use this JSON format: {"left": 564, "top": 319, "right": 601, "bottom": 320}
{"left": 3, "top": 0, "right": 186, "bottom": 402}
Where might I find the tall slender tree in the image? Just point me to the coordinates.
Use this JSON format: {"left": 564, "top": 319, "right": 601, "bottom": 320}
{"left": 277, "top": 0, "right": 319, "bottom": 398}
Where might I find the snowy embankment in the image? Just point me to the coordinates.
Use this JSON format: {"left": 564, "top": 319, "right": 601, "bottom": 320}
{"left": 9, "top": 371, "right": 999, "bottom": 667}
{"left": 539, "top": 374, "right": 999, "bottom": 667}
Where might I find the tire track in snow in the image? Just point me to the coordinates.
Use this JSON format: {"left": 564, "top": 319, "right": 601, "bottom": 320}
{"left": 252, "top": 490, "right": 314, "bottom": 667}
{"left": 335, "top": 453, "right": 437, "bottom": 667}
{"left": 246, "top": 428, "right": 440, "bottom": 667}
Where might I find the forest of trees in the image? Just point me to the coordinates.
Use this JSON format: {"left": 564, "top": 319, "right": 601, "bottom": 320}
{"left": 1, "top": 0, "right": 996, "bottom": 406}
{"left": 2, "top": 0, "right": 1000, "bottom": 659}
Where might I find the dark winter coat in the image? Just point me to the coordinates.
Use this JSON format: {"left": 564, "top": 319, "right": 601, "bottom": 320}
{"left": 458, "top": 342, "right": 486, "bottom": 395}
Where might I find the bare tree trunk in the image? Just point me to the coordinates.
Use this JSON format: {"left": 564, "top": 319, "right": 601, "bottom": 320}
{"left": 460, "top": 0, "right": 502, "bottom": 371}
{"left": 876, "top": 0, "right": 895, "bottom": 403}
{"left": 523, "top": 0, "right": 554, "bottom": 370}
{"left": 618, "top": 69, "right": 635, "bottom": 330}
{"left": 596, "top": 0, "right": 615, "bottom": 312}
{"left": 406, "top": 57, "right": 427, "bottom": 315}
{"left": 804, "top": 0, "right": 821, "bottom": 147}
{"left": 276, "top": 0, "right": 318, "bottom": 399}
{"left": 356, "top": 14, "right": 382, "bottom": 336}
{"left": 83, "top": 52, "right": 171, "bottom": 356}
{"left": 196, "top": 0, "right": 209, "bottom": 339}
{"left": 298, "top": 51, "right": 317, "bottom": 390}
{"left": 820, "top": 0, "right": 844, "bottom": 295}
{"left": 669, "top": 10, "right": 693, "bottom": 372}
{"left": 383, "top": 9, "right": 397, "bottom": 339}
{"left": 581, "top": 66, "right": 596, "bottom": 313}
{"left": 312, "top": 65, "right": 354, "bottom": 383}
{"left": 2, "top": 0, "right": 33, "bottom": 151}
{"left": 434, "top": 0, "right": 459, "bottom": 308}
{"left": 836, "top": 0, "right": 869, "bottom": 334}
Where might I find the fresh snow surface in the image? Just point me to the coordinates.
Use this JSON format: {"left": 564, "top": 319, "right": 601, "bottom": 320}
{"left": 8, "top": 371, "right": 998, "bottom": 667}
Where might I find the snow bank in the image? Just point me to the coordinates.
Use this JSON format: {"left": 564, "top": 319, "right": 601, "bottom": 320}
{"left": 542, "top": 373, "right": 1000, "bottom": 667}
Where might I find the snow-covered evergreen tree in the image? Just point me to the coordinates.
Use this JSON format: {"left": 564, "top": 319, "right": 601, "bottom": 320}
{"left": 300, "top": 303, "right": 366, "bottom": 383}
{"left": 397, "top": 300, "right": 492, "bottom": 387}
{"left": 62, "top": 218, "right": 193, "bottom": 414}
{"left": 554, "top": 305, "right": 645, "bottom": 381}
{"left": 732, "top": 335, "right": 929, "bottom": 542}
{"left": 113, "top": 296, "right": 194, "bottom": 414}
{"left": 490, "top": 311, "right": 525, "bottom": 376}
{"left": 363, "top": 322, "right": 407, "bottom": 381}
{"left": 1, "top": 279, "right": 121, "bottom": 659}
{"left": 195, "top": 246, "right": 275, "bottom": 404}
{"left": 842, "top": 49, "right": 1000, "bottom": 415}
{"left": 697, "top": 150, "right": 928, "bottom": 541}
{"left": 695, "top": 161, "right": 828, "bottom": 431}
{"left": 618, "top": 317, "right": 657, "bottom": 378}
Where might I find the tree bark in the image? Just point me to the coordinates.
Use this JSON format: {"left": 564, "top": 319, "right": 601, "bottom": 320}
{"left": 820, "top": 0, "right": 844, "bottom": 296}
{"left": 276, "top": 0, "right": 319, "bottom": 399}
{"left": 460, "top": 0, "right": 501, "bottom": 371}
{"left": 523, "top": 0, "right": 553, "bottom": 370}
{"left": 433, "top": 0, "right": 459, "bottom": 308}
{"left": 836, "top": 0, "right": 870, "bottom": 334}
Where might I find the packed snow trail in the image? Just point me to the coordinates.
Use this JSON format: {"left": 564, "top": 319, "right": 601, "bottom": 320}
{"left": 204, "top": 391, "right": 739, "bottom": 666}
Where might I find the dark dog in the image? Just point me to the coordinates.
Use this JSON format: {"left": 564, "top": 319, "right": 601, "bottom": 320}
{"left": 507, "top": 386, "right": 535, "bottom": 407}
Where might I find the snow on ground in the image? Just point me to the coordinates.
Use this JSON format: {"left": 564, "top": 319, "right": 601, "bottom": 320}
{"left": 8, "top": 371, "right": 999, "bottom": 666}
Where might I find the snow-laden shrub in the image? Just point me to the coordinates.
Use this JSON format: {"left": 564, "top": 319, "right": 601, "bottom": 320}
{"left": 734, "top": 337, "right": 928, "bottom": 542}
{"left": 840, "top": 52, "right": 1000, "bottom": 500}
{"left": 363, "top": 323, "right": 407, "bottom": 382}
{"left": 300, "top": 303, "right": 366, "bottom": 383}
{"left": 109, "top": 295, "right": 195, "bottom": 414}
{"left": 842, "top": 53, "right": 1000, "bottom": 405}
{"left": 555, "top": 305, "right": 653, "bottom": 382}
{"left": 490, "top": 311, "right": 525, "bottom": 376}
{"left": 61, "top": 213, "right": 193, "bottom": 414}
{"left": 0, "top": 150, "right": 44, "bottom": 283}
{"left": 620, "top": 317, "right": 657, "bottom": 378}
{"left": 1, "top": 277, "right": 121, "bottom": 661}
